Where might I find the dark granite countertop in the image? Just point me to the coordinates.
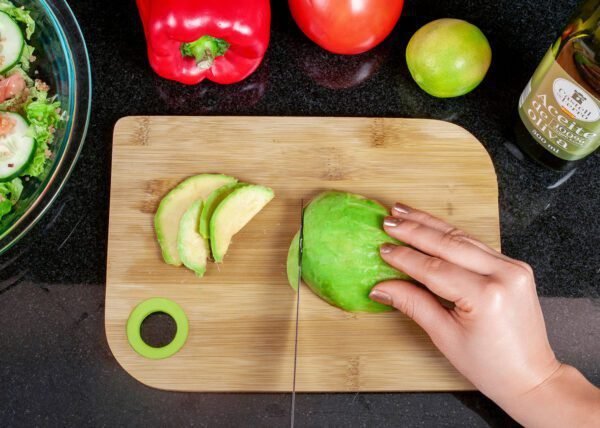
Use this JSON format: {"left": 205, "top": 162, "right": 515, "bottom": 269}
{"left": 1, "top": 0, "right": 598, "bottom": 426}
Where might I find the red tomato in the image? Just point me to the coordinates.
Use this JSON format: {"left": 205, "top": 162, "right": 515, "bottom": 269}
{"left": 289, "top": 0, "right": 404, "bottom": 55}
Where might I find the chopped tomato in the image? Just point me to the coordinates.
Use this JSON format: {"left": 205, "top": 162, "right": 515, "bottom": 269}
{"left": 0, "top": 73, "right": 26, "bottom": 103}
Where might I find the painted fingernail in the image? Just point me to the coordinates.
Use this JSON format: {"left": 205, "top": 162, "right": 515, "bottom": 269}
{"left": 369, "top": 289, "right": 392, "bottom": 306}
{"left": 393, "top": 203, "right": 411, "bottom": 215}
{"left": 384, "top": 216, "right": 401, "bottom": 227}
{"left": 380, "top": 243, "right": 396, "bottom": 254}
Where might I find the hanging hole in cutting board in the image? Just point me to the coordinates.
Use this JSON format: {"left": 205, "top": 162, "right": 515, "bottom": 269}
{"left": 126, "top": 298, "right": 189, "bottom": 359}
{"left": 141, "top": 312, "right": 177, "bottom": 347}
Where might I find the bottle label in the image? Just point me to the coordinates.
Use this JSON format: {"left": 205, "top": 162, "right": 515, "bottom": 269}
{"left": 518, "top": 46, "right": 600, "bottom": 161}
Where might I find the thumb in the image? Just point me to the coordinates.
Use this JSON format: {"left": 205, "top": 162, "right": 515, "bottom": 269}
{"left": 370, "top": 280, "right": 452, "bottom": 334}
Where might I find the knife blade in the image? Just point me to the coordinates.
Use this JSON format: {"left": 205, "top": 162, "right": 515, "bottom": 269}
{"left": 290, "top": 200, "right": 304, "bottom": 428}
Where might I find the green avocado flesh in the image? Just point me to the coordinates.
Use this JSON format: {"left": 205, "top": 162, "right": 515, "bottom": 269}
{"left": 288, "top": 191, "right": 410, "bottom": 313}
{"left": 287, "top": 231, "right": 300, "bottom": 291}
{"left": 177, "top": 200, "right": 208, "bottom": 277}
{"left": 199, "top": 182, "right": 247, "bottom": 239}
{"left": 210, "top": 184, "right": 274, "bottom": 263}
{"left": 154, "top": 174, "right": 236, "bottom": 266}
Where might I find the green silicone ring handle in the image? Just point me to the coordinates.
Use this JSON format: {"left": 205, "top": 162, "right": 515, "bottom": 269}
{"left": 126, "top": 298, "right": 189, "bottom": 360}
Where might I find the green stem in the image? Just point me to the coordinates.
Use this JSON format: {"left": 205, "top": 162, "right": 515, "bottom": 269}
{"left": 180, "top": 36, "right": 230, "bottom": 70}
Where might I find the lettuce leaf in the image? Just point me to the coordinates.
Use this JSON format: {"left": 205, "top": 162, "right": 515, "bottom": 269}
{"left": 0, "top": 177, "right": 23, "bottom": 203}
{"left": 0, "top": 199, "right": 11, "bottom": 218}
{"left": 0, "top": 177, "right": 23, "bottom": 221}
{"left": 18, "top": 43, "right": 35, "bottom": 72}
{"left": 23, "top": 90, "right": 63, "bottom": 177}
{"left": 0, "top": 177, "right": 22, "bottom": 204}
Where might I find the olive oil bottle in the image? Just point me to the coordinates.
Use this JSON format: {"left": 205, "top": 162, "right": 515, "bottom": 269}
{"left": 516, "top": 0, "right": 600, "bottom": 170}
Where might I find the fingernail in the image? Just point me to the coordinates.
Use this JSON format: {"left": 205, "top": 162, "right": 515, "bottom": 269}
{"left": 383, "top": 216, "right": 401, "bottom": 227}
{"left": 369, "top": 289, "right": 392, "bottom": 306}
{"left": 380, "top": 243, "right": 396, "bottom": 254}
{"left": 393, "top": 203, "right": 411, "bottom": 215}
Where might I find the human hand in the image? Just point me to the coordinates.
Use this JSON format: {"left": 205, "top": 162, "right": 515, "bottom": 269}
{"left": 368, "top": 203, "right": 600, "bottom": 426}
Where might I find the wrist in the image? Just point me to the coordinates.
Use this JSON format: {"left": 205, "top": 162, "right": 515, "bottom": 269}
{"left": 503, "top": 364, "right": 600, "bottom": 427}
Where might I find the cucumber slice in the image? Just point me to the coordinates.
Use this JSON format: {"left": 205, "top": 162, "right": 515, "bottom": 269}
{"left": 209, "top": 185, "right": 274, "bottom": 263}
{"left": 177, "top": 200, "right": 209, "bottom": 277}
{"left": 0, "top": 11, "right": 25, "bottom": 74}
{"left": 154, "top": 174, "right": 237, "bottom": 266}
{"left": 0, "top": 112, "right": 34, "bottom": 181}
{"left": 199, "top": 182, "right": 248, "bottom": 239}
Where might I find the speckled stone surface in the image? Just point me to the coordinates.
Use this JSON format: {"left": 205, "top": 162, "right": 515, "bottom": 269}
{"left": 0, "top": 0, "right": 598, "bottom": 426}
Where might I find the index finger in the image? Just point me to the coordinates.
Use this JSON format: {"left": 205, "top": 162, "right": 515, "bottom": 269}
{"left": 391, "top": 203, "right": 515, "bottom": 266}
{"left": 383, "top": 216, "right": 511, "bottom": 276}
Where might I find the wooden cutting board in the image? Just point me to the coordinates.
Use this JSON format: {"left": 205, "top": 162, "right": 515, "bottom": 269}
{"left": 106, "top": 116, "right": 499, "bottom": 392}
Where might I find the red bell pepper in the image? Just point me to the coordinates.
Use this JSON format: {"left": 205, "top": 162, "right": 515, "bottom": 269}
{"left": 136, "top": 0, "right": 271, "bottom": 85}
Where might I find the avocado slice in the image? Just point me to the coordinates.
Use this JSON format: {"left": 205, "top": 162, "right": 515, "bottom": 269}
{"left": 198, "top": 182, "right": 248, "bottom": 239}
{"left": 286, "top": 231, "right": 300, "bottom": 291}
{"left": 154, "top": 174, "right": 237, "bottom": 265}
{"left": 177, "top": 200, "right": 209, "bottom": 276}
{"left": 209, "top": 185, "right": 275, "bottom": 263}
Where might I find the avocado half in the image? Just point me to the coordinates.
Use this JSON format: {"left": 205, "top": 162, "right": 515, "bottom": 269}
{"left": 287, "top": 191, "right": 410, "bottom": 313}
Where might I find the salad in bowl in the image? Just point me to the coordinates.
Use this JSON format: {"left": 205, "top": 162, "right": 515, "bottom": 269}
{"left": 0, "top": 1, "right": 63, "bottom": 222}
{"left": 0, "top": 0, "right": 90, "bottom": 254}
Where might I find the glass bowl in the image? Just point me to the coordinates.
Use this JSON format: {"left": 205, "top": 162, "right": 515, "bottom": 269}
{"left": 0, "top": 0, "right": 91, "bottom": 255}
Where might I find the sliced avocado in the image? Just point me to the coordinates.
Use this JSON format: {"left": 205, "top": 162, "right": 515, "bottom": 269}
{"left": 286, "top": 231, "right": 300, "bottom": 291}
{"left": 154, "top": 174, "right": 237, "bottom": 266}
{"left": 199, "top": 182, "right": 248, "bottom": 239}
{"left": 209, "top": 185, "right": 275, "bottom": 263}
{"left": 177, "top": 200, "right": 208, "bottom": 277}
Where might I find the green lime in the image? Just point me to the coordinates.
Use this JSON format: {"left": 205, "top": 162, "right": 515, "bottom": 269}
{"left": 406, "top": 18, "right": 492, "bottom": 98}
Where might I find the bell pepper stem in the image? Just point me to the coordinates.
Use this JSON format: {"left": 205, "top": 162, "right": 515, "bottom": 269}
{"left": 181, "top": 36, "right": 230, "bottom": 70}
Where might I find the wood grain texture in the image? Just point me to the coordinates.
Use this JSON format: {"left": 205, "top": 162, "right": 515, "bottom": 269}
{"left": 106, "top": 116, "right": 499, "bottom": 392}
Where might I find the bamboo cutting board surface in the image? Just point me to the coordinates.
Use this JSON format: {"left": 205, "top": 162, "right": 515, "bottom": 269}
{"left": 106, "top": 116, "right": 499, "bottom": 392}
